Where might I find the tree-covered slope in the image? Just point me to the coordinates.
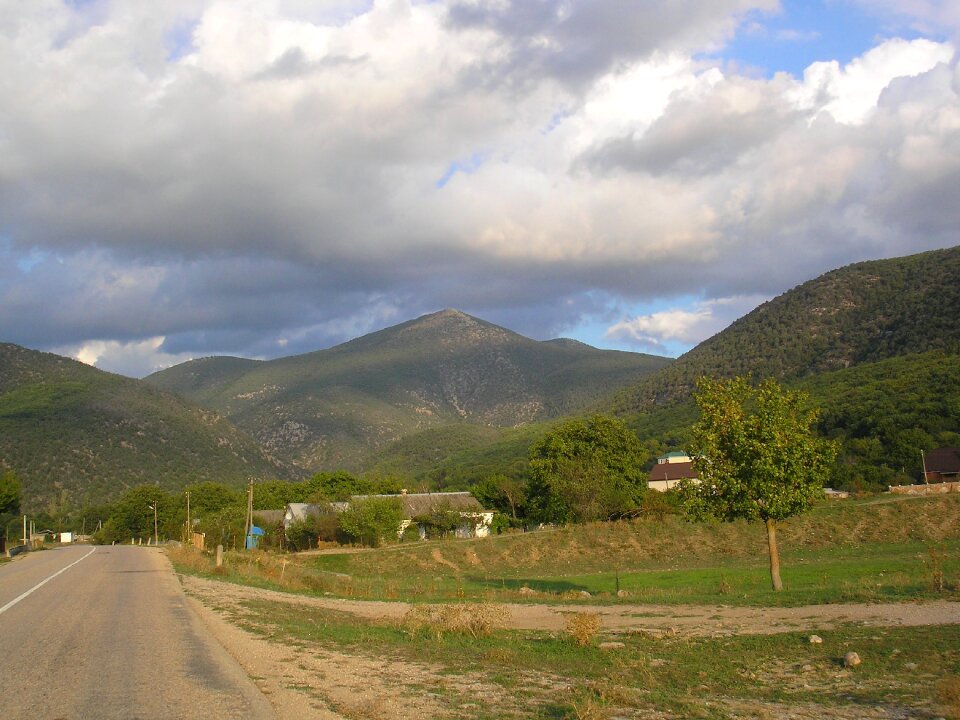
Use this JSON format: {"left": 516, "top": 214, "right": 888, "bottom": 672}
{"left": 613, "top": 245, "right": 960, "bottom": 412}
{"left": 618, "top": 351, "right": 960, "bottom": 493}
{"left": 0, "top": 343, "right": 295, "bottom": 508}
{"left": 146, "top": 309, "right": 671, "bottom": 472}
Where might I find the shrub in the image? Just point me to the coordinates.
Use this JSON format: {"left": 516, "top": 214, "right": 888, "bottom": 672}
{"left": 566, "top": 612, "right": 602, "bottom": 647}
{"left": 402, "top": 603, "right": 509, "bottom": 639}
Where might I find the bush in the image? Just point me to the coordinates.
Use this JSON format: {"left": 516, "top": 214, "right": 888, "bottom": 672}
{"left": 566, "top": 612, "right": 601, "bottom": 647}
{"left": 402, "top": 603, "right": 509, "bottom": 639}
{"left": 338, "top": 497, "right": 404, "bottom": 547}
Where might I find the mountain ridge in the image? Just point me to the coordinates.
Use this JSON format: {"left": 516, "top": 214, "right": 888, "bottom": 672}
{"left": 0, "top": 343, "right": 297, "bottom": 507}
{"left": 146, "top": 309, "right": 672, "bottom": 472}
{"left": 611, "top": 245, "right": 960, "bottom": 413}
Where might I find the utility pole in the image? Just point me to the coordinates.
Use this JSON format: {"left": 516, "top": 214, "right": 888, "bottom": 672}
{"left": 921, "top": 449, "right": 929, "bottom": 484}
{"left": 185, "top": 490, "right": 191, "bottom": 545}
{"left": 244, "top": 479, "right": 254, "bottom": 551}
{"left": 148, "top": 502, "right": 158, "bottom": 545}
{"left": 22, "top": 514, "right": 27, "bottom": 547}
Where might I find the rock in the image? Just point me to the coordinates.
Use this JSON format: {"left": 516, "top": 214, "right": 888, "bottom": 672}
{"left": 616, "top": 589, "right": 630, "bottom": 598}
{"left": 518, "top": 586, "right": 537, "bottom": 596}
{"left": 809, "top": 635, "right": 823, "bottom": 644}
{"left": 599, "top": 642, "right": 625, "bottom": 651}
{"left": 802, "top": 664, "right": 813, "bottom": 672}
{"left": 843, "top": 651, "right": 861, "bottom": 668}
{"left": 904, "top": 662, "right": 918, "bottom": 671}
{"left": 578, "top": 590, "right": 592, "bottom": 598}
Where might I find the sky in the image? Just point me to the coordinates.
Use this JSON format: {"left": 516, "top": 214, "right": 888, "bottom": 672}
{"left": 0, "top": 0, "right": 958, "bottom": 377}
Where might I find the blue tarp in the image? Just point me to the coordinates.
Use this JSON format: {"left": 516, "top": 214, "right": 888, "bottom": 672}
{"left": 245, "top": 525, "right": 265, "bottom": 549}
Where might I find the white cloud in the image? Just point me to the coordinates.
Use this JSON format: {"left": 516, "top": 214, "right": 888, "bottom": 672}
{"left": 789, "top": 37, "right": 954, "bottom": 124}
{"left": 605, "top": 296, "right": 768, "bottom": 353}
{"left": 56, "top": 337, "right": 198, "bottom": 378}
{"left": 0, "top": 2, "right": 957, "bottom": 373}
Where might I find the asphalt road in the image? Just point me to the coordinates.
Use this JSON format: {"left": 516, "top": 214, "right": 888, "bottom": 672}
{"left": 0, "top": 545, "right": 275, "bottom": 719}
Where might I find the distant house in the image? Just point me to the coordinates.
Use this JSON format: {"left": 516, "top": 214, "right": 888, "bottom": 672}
{"left": 648, "top": 452, "right": 699, "bottom": 492}
{"left": 923, "top": 448, "right": 960, "bottom": 483}
{"left": 282, "top": 492, "right": 494, "bottom": 541}
{"left": 353, "top": 491, "right": 494, "bottom": 539}
{"left": 283, "top": 503, "right": 323, "bottom": 532}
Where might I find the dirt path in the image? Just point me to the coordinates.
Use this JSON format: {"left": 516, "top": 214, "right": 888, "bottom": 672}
{"left": 181, "top": 574, "right": 960, "bottom": 637}
{"left": 181, "top": 574, "right": 960, "bottom": 719}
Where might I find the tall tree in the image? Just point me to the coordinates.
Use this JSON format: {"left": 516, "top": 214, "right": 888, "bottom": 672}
{"left": 0, "top": 470, "right": 21, "bottom": 516}
{"left": 527, "top": 415, "right": 648, "bottom": 523}
{"left": 683, "top": 377, "right": 835, "bottom": 590}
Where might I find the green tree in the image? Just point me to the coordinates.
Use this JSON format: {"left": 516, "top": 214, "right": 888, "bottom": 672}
{"left": 472, "top": 474, "right": 525, "bottom": 519}
{"left": 683, "top": 377, "right": 835, "bottom": 591}
{"left": 337, "top": 497, "right": 404, "bottom": 547}
{"left": 527, "top": 415, "right": 648, "bottom": 523}
{"left": 104, "top": 485, "right": 180, "bottom": 542}
{"left": 184, "top": 481, "right": 244, "bottom": 518}
{"left": 0, "top": 470, "right": 21, "bottom": 515}
{"left": 301, "top": 471, "right": 369, "bottom": 502}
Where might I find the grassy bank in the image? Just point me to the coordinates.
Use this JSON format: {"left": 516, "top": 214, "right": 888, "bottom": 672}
{"left": 170, "top": 494, "right": 960, "bottom": 607}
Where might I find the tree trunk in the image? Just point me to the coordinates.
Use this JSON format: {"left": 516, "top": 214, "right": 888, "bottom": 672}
{"left": 766, "top": 518, "right": 783, "bottom": 591}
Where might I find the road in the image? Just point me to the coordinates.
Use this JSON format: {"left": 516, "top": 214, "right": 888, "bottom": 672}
{"left": 0, "top": 545, "right": 274, "bottom": 719}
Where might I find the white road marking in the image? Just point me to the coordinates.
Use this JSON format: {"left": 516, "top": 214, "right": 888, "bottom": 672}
{"left": 0, "top": 547, "right": 97, "bottom": 616}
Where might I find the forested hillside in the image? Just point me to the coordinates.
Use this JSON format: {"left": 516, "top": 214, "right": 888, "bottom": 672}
{"left": 0, "top": 344, "right": 295, "bottom": 507}
{"left": 613, "top": 246, "right": 960, "bottom": 412}
{"left": 147, "top": 309, "right": 670, "bottom": 472}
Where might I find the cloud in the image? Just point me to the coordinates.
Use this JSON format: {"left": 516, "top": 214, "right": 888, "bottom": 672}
{"left": 605, "top": 296, "right": 767, "bottom": 353}
{"left": 0, "top": 2, "right": 957, "bottom": 376}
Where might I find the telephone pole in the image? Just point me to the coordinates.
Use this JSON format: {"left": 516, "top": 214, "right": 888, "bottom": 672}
{"left": 244, "top": 479, "right": 254, "bottom": 551}
{"left": 185, "top": 490, "right": 191, "bottom": 544}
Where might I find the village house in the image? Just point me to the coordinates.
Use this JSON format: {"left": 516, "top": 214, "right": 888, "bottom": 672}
{"left": 282, "top": 491, "right": 494, "bottom": 540}
{"left": 922, "top": 447, "right": 960, "bottom": 483}
{"left": 647, "top": 451, "right": 699, "bottom": 492}
{"left": 354, "top": 490, "right": 494, "bottom": 539}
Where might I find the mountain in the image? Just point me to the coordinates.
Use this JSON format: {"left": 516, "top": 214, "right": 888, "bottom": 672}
{"left": 146, "top": 309, "right": 671, "bottom": 472}
{"left": 0, "top": 343, "right": 295, "bottom": 507}
{"left": 613, "top": 245, "right": 960, "bottom": 413}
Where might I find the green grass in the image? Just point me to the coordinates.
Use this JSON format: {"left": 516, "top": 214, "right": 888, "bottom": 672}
{"left": 170, "top": 495, "right": 960, "bottom": 607}
{"left": 296, "top": 495, "right": 960, "bottom": 606}
{"left": 227, "top": 596, "right": 960, "bottom": 719}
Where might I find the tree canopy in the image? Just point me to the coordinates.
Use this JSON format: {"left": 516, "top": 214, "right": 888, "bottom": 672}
{"left": 527, "top": 414, "right": 648, "bottom": 523}
{"left": 683, "top": 376, "right": 835, "bottom": 590}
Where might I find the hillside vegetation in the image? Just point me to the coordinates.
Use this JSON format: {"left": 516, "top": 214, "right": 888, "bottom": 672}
{"left": 147, "top": 309, "right": 670, "bottom": 472}
{"left": 613, "top": 245, "right": 960, "bottom": 413}
{"left": 0, "top": 343, "right": 295, "bottom": 507}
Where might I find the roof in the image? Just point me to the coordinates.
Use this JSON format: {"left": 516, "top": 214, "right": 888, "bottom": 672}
{"left": 252, "top": 510, "right": 285, "bottom": 526}
{"left": 648, "top": 461, "right": 698, "bottom": 482}
{"left": 926, "top": 447, "right": 960, "bottom": 474}
{"left": 351, "top": 491, "right": 485, "bottom": 518}
{"left": 284, "top": 503, "right": 323, "bottom": 523}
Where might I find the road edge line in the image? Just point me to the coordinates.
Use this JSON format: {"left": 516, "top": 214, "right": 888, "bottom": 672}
{"left": 0, "top": 547, "right": 97, "bottom": 616}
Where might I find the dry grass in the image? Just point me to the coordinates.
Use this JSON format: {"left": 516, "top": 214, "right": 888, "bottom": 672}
{"left": 565, "top": 612, "right": 602, "bottom": 647}
{"left": 342, "top": 495, "right": 960, "bottom": 579}
{"left": 939, "top": 676, "right": 960, "bottom": 720}
{"left": 401, "top": 603, "right": 510, "bottom": 639}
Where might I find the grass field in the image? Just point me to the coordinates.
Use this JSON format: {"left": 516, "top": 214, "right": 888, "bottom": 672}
{"left": 222, "top": 596, "right": 960, "bottom": 719}
{"left": 172, "top": 494, "right": 960, "bottom": 607}
{"left": 172, "top": 493, "right": 960, "bottom": 718}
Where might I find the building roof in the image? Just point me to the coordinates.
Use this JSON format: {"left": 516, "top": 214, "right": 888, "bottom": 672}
{"left": 926, "top": 447, "right": 960, "bottom": 474}
{"left": 648, "top": 461, "right": 698, "bottom": 482}
{"left": 252, "top": 510, "right": 285, "bottom": 526}
{"left": 284, "top": 503, "right": 323, "bottom": 523}
{"left": 352, "top": 491, "right": 485, "bottom": 518}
